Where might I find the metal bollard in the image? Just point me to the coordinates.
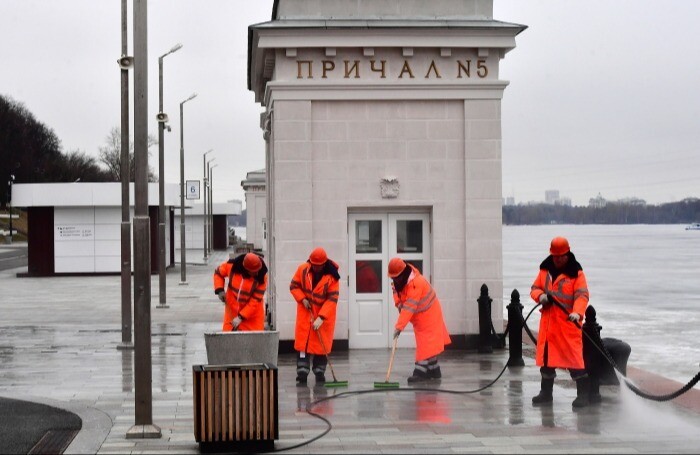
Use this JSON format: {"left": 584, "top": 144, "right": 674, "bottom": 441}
{"left": 477, "top": 284, "right": 493, "bottom": 353}
{"left": 506, "top": 289, "right": 525, "bottom": 366}
{"left": 583, "top": 305, "right": 604, "bottom": 401}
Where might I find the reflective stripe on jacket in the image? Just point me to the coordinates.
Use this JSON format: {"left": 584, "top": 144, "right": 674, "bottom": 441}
{"left": 290, "top": 261, "right": 340, "bottom": 355}
{"left": 213, "top": 258, "right": 267, "bottom": 332}
{"left": 393, "top": 265, "right": 451, "bottom": 361}
{"left": 530, "top": 267, "right": 589, "bottom": 369}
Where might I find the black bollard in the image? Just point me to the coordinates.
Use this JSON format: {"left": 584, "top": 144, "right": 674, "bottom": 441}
{"left": 582, "top": 305, "right": 604, "bottom": 402}
{"left": 506, "top": 289, "right": 525, "bottom": 367}
{"left": 477, "top": 284, "right": 493, "bottom": 353}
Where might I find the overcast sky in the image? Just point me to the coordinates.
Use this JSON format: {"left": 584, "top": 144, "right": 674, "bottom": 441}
{"left": 1, "top": 1, "right": 698, "bottom": 206}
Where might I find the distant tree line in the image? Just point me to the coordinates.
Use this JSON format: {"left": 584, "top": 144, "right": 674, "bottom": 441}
{"left": 503, "top": 198, "right": 700, "bottom": 225}
{"left": 1, "top": 94, "right": 156, "bottom": 208}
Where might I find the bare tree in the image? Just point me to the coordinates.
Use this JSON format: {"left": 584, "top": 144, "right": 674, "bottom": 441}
{"left": 53, "top": 149, "right": 111, "bottom": 182}
{"left": 98, "top": 127, "right": 158, "bottom": 182}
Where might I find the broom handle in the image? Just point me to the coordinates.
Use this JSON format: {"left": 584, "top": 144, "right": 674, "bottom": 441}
{"left": 385, "top": 336, "right": 398, "bottom": 382}
{"left": 311, "top": 313, "right": 339, "bottom": 382}
{"left": 315, "top": 328, "right": 339, "bottom": 382}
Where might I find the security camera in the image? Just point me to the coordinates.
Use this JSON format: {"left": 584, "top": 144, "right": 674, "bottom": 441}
{"left": 117, "top": 55, "right": 134, "bottom": 69}
{"left": 156, "top": 112, "right": 169, "bottom": 123}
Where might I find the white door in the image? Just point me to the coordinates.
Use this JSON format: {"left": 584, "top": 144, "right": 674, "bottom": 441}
{"left": 348, "top": 212, "right": 431, "bottom": 349}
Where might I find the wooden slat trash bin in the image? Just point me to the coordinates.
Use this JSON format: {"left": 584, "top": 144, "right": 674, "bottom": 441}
{"left": 193, "top": 363, "right": 278, "bottom": 452}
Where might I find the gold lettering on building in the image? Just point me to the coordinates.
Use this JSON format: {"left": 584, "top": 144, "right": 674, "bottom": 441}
{"left": 398, "top": 60, "right": 415, "bottom": 79}
{"left": 322, "top": 60, "right": 335, "bottom": 78}
{"left": 294, "top": 57, "right": 490, "bottom": 80}
{"left": 370, "top": 59, "right": 387, "bottom": 78}
{"left": 425, "top": 60, "right": 441, "bottom": 79}
{"left": 457, "top": 60, "right": 471, "bottom": 78}
{"left": 297, "top": 60, "right": 313, "bottom": 79}
{"left": 344, "top": 60, "right": 360, "bottom": 78}
{"left": 477, "top": 59, "right": 488, "bottom": 78}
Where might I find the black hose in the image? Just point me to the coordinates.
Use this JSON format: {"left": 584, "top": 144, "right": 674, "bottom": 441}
{"left": 546, "top": 296, "right": 700, "bottom": 402}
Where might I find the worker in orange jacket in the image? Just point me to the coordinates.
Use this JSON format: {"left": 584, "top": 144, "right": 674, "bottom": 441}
{"left": 388, "top": 257, "right": 451, "bottom": 383}
{"left": 530, "top": 236, "right": 591, "bottom": 408}
{"left": 289, "top": 247, "right": 340, "bottom": 385}
{"left": 213, "top": 252, "right": 268, "bottom": 332}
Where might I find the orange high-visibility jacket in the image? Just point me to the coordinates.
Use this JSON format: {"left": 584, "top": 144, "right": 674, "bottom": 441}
{"left": 530, "top": 255, "right": 589, "bottom": 369}
{"left": 213, "top": 254, "right": 268, "bottom": 332}
{"left": 393, "top": 265, "right": 451, "bottom": 361}
{"left": 289, "top": 260, "right": 340, "bottom": 355}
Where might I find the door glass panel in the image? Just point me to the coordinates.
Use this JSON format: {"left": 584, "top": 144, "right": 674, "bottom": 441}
{"left": 396, "top": 220, "right": 423, "bottom": 253}
{"left": 355, "top": 220, "right": 382, "bottom": 253}
{"left": 355, "top": 260, "right": 382, "bottom": 293}
{"left": 406, "top": 260, "right": 423, "bottom": 275}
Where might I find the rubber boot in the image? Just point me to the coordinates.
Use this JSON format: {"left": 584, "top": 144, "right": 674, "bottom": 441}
{"left": 532, "top": 378, "right": 554, "bottom": 405}
{"left": 407, "top": 369, "right": 430, "bottom": 384}
{"left": 572, "top": 377, "right": 590, "bottom": 408}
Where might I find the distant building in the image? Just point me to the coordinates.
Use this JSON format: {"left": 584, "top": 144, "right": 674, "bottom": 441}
{"left": 12, "top": 182, "right": 178, "bottom": 276}
{"left": 173, "top": 201, "right": 242, "bottom": 264}
{"left": 589, "top": 193, "right": 607, "bottom": 208}
{"left": 556, "top": 197, "right": 572, "bottom": 207}
{"left": 545, "top": 190, "right": 560, "bottom": 204}
{"left": 241, "top": 169, "right": 266, "bottom": 251}
{"left": 504, "top": 196, "right": 515, "bottom": 206}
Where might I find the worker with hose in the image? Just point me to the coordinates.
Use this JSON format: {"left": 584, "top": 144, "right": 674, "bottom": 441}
{"left": 290, "top": 247, "right": 340, "bottom": 385}
{"left": 213, "top": 252, "right": 268, "bottom": 331}
{"left": 530, "top": 236, "right": 591, "bottom": 408}
{"left": 389, "top": 257, "right": 451, "bottom": 383}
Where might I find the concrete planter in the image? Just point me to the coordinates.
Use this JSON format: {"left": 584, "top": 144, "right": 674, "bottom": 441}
{"left": 204, "top": 331, "right": 279, "bottom": 366}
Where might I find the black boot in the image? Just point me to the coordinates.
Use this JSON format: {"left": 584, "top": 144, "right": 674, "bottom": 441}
{"left": 407, "top": 369, "right": 430, "bottom": 384}
{"left": 572, "top": 377, "right": 590, "bottom": 408}
{"left": 532, "top": 377, "right": 554, "bottom": 405}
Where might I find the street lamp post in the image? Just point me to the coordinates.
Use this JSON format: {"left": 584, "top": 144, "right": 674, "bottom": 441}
{"left": 209, "top": 163, "right": 219, "bottom": 252}
{"left": 156, "top": 43, "right": 182, "bottom": 309}
{"left": 127, "top": 0, "right": 161, "bottom": 439}
{"left": 179, "top": 93, "right": 197, "bottom": 284}
{"left": 202, "top": 151, "right": 213, "bottom": 261}
{"left": 7, "top": 175, "right": 14, "bottom": 244}
{"left": 117, "top": 0, "right": 133, "bottom": 351}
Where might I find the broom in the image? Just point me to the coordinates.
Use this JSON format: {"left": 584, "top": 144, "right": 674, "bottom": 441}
{"left": 313, "top": 318, "right": 348, "bottom": 388}
{"left": 374, "top": 336, "right": 400, "bottom": 388}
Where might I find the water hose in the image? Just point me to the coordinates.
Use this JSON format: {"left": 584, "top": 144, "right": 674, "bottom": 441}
{"left": 544, "top": 295, "right": 700, "bottom": 402}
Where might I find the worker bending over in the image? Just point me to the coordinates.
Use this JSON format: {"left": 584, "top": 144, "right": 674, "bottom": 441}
{"left": 389, "top": 257, "right": 451, "bottom": 383}
{"left": 290, "top": 247, "right": 340, "bottom": 385}
{"left": 213, "top": 252, "right": 268, "bottom": 331}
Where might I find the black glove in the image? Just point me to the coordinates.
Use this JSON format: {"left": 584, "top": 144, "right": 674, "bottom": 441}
{"left": 217, "top": 290, "right": 226, "bottom": 303}
{"left": 393, "top": 329, "right": 401, "bottom": 340}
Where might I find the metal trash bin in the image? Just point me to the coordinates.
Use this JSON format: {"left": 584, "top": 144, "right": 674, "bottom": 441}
{"left": 193, "top": 363, "right": 278, "bottom": 452}
{"left": 204, "top": 331, "right": 279, "bottom": 366}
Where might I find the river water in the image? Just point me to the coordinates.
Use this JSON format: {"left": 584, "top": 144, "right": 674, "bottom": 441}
{"left": 503, "top": 224, "right": 700, "bottom": 386}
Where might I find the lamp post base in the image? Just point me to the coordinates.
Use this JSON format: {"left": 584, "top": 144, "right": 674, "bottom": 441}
{"left": 156, "top": 304, "right": 170, "bottom": 309}
{"left": 178, "top": 281, "right": 189, "bottom": 286}
{"left": 126, "top": 424, "right": 162, "bottom": 439}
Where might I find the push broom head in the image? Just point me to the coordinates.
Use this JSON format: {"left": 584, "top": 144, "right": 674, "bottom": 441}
{"left": 324, "top": 380, "right": 349, "bottom": 388}
{"left": 373, "top": 381, "right": 400, "bottom": 389}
